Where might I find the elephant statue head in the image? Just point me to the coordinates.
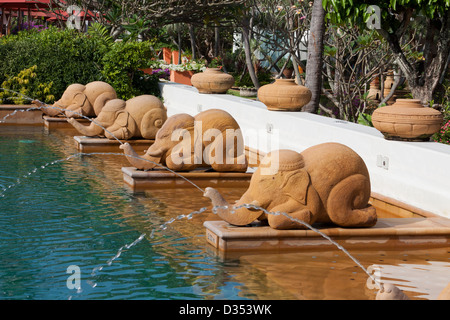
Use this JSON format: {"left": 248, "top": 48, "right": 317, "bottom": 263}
{"left": 35, "top": 81, "right": 117, "bottom": 118}
{"left": 68, "top": 95, "right": 167, "bottom": 141}
{"left": 120, "top": 113, "right": 195, "bottom": 169}
{"left": 120, "top": 109, "right": 248, "bottom": 172}
{"left": 204, "top": 143, "right": 377, "bottom": 230}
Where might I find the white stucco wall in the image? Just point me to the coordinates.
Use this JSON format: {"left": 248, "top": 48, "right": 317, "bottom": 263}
{"left": 159, "top": 81, "right": 450, "bottom": 219}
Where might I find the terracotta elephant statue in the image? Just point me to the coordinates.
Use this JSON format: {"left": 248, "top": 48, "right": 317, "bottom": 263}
{"left": 67, "top": 95, "right": 167, "bottom": 140}
{"left": 203, "top": 143, "right": 377, "bottom": 229}
{"left": 120, "top": 109, "right": 248, "bottom": 172}
{"left": 35, "top": 81, "right": 117, "bottom": 118}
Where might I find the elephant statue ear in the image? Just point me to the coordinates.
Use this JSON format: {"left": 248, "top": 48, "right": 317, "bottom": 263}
{"left": 71, "top": 92, "right": 92, "bottom": 117}
{"left": 73, "top": 92, "right": 87, "bottom": 106}
{"left": 115, "top": 110, "right": 130, "bottom": 127}
{"left": 281, "top": 169, "right": 311, "bottom": 205}
{"left": 93, "top": 91, "right": 117, "bottom": 116}
{"left": 140, "top": 108, "right": 168, "bottom": 140}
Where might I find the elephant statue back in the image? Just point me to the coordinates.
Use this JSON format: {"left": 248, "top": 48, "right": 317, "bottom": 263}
{"left": 83, "top": 81, "right": 117, "bottom": 116}
{"left": 194, "top": 109, "right": 241, "bottom": 135}
{"left": 204, "top": 142, "right": 377, "bottom": 229}
{"left": 38, "top": 81, "right": 117, "bottom": 118}
{"left": 124, "top": 95, "right": 167, "bottom": 140}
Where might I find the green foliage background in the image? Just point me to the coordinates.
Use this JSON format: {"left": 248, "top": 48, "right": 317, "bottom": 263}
{"left": 0, "top": 26, "right": 160, "bottom": 103}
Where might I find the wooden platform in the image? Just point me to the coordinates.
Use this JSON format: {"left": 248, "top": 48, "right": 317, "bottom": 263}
{"left": 74, "top": 136, "right": 154, "bottom": 152}
{"left": 44, "top": 116, "right": 90, "bottom": 129}
{"left": 204, "top": 217, "right": 450, "bottom": 253}
{"left": 0, "top": 104, "right": 43, "bottom": 125}
{"left": 122, "top": 166, "right": 253, "bottom": 190}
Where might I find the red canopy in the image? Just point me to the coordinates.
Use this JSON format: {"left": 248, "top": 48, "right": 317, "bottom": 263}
{"left": 0, "top": 1, "right": 51, "bottom": 9}
{"left": 0, "top": 1, "right": 96, "bottom": 21}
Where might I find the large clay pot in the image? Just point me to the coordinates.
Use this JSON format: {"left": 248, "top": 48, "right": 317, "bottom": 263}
{"left": 258, "top": 79, "right": 312, "bottom": 111}
{"left": 191, "top": 68, "right": 234, "bottom": 94}
{"left": 372, "top": 99, "right": 443, "bottom": 141}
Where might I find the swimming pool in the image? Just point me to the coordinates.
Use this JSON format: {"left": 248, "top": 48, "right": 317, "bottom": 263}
{"left": 1, "top": 126, "right": 449, "bottom": 300}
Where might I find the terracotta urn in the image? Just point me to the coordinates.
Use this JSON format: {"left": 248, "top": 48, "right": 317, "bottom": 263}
{"left": 191, "top": 68, "right": 235, "bottom": 94}
{"left": 367, "top": 77, "right": 381, "bottom": 101}
{"left": 258, "top": 79, "right": 312, "bottom": 111}
{"left": 383, "top": 71, "right": 396, "bottom": 104}
{"left": 372, "top": 99, "right": 443, "bottom": 141}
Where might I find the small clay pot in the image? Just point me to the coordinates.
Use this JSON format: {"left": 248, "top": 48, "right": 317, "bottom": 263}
{"left": 367, "top": 77, "right": 381, "bottom": 101}
{"left": 383, "top": 71, "right": 396, "bottom": 104}
{"left": 372, "top": 99, "right": 443, "bottom": 141}
{"left": 282, "top": 68, "right": 294, "bottom": 79}
{"left": 257, "top": 79, "right": 312, "bottom": 111}
{"left": 191, "top": 68, "right": 234, "bottom": 94}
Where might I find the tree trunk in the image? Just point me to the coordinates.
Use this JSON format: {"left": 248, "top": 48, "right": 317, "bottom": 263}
{"left": 189, "top": 24, "right": 196, "bottom": 60}
{"left": 377, "top": 13, "right": 450, "bottom": 104}
{"left": 177, "top": 24, "right": 182, "bottom": 64}
{"left": 241, "top": 16, "right": 260, "bottom": 89}
{"left": 303, "top": 0, "right": 326, "bottom": 113}
{"left": 214, "top": 24, "right": 220, "bottom": 57}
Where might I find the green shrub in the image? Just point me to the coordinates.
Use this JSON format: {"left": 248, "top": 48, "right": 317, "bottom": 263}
{"left": 433, "top": 120, "right": 450, "bottom": 144}
{"left": 101, "top": 40, "right": 158, "bottom": 100}
{"left": 0, "top": 65, "right": 54, "bottom": 104}
{"left": 432, "top": 80, "right": 450, "bottom": 145}
{"left": 0, "top": 27, "right": 161, "bottom": 103}
{"left": 234, "top": 70, "right": 273, "bottom": 88}
{"left": 0, "top": 26, "right": 104, "bottom": 101}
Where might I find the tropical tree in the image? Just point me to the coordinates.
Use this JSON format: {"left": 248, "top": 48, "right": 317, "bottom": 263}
{"left": 303, "top": 0, "right": 326, "bottom": 113}
{"left": 321, "top": 25, "right": 394, "bottom": 121}
{"left": 323, "top": 0, "right": 450, "bottom": 104}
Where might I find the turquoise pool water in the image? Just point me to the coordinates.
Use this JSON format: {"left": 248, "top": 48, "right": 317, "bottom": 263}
{"left": 1, "top": 126, "right": 449, "bottom": 300}
{"left": 0, "top": 126, "right": 249, "bottom": 300}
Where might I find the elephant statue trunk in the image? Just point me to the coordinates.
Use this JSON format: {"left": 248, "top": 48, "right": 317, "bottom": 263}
{"left": 45, "top": 101, "right": 67, "bottom": 117}
{"left": 32, "top": 99, "right": 65, "bottom": 117}
{"left": 67, "top": 117, "right": 104, "bottom": 137}
{"left": 120, "top": 142, "right": 161, "bottom": 170}
{"left": 204, "top": 187, "right": 264, "bottom": 226}
{"left": 145, "top": 140, "right": 167, "bottom": 158}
